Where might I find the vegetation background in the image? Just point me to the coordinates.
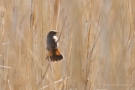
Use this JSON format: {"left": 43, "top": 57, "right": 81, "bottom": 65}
{"left": 0, "top": 0, "right": 135, "bottom": 90}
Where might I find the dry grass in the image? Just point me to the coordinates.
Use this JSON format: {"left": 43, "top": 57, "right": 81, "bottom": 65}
{"left": 0, "top": 0, "right": 135, "bottom": 90}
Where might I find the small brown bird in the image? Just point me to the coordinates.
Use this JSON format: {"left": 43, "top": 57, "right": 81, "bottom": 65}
{"left": 46, "top": 30, "right": 63, "bottom": 61}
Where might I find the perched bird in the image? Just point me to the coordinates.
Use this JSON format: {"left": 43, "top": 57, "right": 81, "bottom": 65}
{"left": 46, "top": 30, "right": 63, "bottom": 61}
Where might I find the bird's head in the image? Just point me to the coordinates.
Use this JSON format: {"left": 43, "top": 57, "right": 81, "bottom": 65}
{"left": 48, "top": 30, "right": 58, "bottom": 36}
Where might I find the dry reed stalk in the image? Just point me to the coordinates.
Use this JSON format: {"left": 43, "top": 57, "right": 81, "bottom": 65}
{"left": 69, "top": 0, "right": 83, "bottom": 90}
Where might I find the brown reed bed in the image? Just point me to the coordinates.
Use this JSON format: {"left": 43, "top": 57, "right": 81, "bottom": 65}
{"left": 0, "top": 0, "right": 135, "bottom": 90}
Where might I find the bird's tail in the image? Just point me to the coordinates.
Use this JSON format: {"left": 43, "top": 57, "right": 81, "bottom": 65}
{"left": 46, "top": 48, "right": 63, "bottom": 62}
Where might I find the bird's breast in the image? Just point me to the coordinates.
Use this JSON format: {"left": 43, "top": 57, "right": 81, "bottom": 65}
{"left": 53, "top": 36, "right": 58, "bottom": 42}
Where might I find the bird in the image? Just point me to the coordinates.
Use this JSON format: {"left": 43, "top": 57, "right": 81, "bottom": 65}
{"left": 46, "top": 30, "right": 63, "bottom": 61}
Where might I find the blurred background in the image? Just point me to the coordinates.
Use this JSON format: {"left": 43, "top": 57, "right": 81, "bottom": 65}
{"left": 0, "top": 0, "right": 135, "bottom": 90}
